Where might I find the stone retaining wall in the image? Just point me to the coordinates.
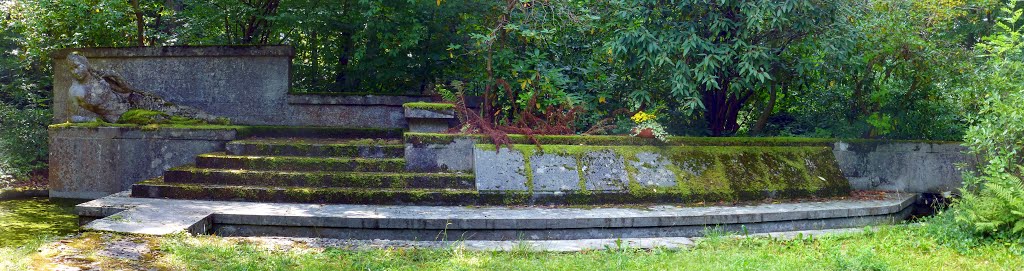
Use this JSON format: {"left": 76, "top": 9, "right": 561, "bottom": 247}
{"left": 52, "top": 46, "right": 429, "bottom": 128}
{"left": 834, "top": 141, "right": 975, "bottom": 194}
{"left": 405, "top": 135, "right": 975, "bottom": 195}
{"left": 49, "top": 126, "right": 237, "bottom": 199}
{"left": 472, "top": 145, "right": 850, "bottom": 201}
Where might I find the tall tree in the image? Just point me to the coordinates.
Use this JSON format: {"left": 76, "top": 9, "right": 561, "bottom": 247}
{"left": 610, "top": 0, "right": 846, "bottom": 136}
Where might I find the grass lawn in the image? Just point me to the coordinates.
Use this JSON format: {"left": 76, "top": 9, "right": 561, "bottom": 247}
{"left": 17, "top": 222, "right": 1023, "bottom": 271}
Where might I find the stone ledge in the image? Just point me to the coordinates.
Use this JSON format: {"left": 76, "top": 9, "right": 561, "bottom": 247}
{"left": 78, "top": 191, "right": 915, "bottom": 240}
{"left": 286, "top": 94, "right": 431, "bottom": 106}
{"left": 52, "top": 46, "right": 295, "bottom": 59}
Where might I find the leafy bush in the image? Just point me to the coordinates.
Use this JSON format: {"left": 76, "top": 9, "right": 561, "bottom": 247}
{"left": 948, "top": 2, "right": 1024, "bottom": 238}
{"left": 0, "top": 103, "right": 50, "bottom": 180}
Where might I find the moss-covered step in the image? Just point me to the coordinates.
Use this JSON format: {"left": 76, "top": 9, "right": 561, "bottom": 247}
{"left": 237, "top": 126, "right": 404, "bottom": 139}
{"left": 196, "top": 152, "right": 405, "bottom": 172}
{"left": 130, "top": 176, "right": 848, "bottom": 206}
{"left": 226, "top": 138, "right": 404, "bottom": 158}
{"left": 131, "top": 177, "right": 481, "bottom": 205}
{"left": 163, "top": 166, "right": 474, "bottom": 189}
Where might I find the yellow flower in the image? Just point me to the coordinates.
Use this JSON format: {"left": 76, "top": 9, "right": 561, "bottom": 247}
{"left": 631, "top": 111, "right": 656, "bottom": 124}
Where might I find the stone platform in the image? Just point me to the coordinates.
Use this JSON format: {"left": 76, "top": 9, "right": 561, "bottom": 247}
{"left": 78, "top": 191, "right": 916, "bottom": 242}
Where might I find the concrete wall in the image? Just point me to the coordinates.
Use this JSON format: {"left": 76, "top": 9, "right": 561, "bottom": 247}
{"left": 833, "top": 141, "right": 975, "bottom": 194}
{"left": 404, "top": 137, "right": 975, "bottom": 195}
{"left": 52, "top": 46, "right": 428, "bottom": 128}
{"left": 471, "top": 145, "right": 850, "bottom": 200}
{"left": 49, "top": 127, "right": 237, "bottom": 199}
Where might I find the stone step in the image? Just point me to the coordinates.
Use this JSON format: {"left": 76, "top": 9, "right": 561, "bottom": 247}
{"left": 196, "top": 153, "right": 406, "bottom": 172}
{"left": 132, "top": 178, "right": 483, "bottom": 205}
{"left": 239, "top": 126, "right": 404, "bottom": 139}
{"left": 226, "top": 138, "right": 404, "bottom": 158}
{"left": 87, "top": 191, "right": 917, "bottom": 241}
{"left": 164, "top": 166, "right": 474, "bottom": 189}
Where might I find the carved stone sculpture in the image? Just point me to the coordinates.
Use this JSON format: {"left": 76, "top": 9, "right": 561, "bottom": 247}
{"left": 67, "top": 52, "right": 224, "bottom": 123}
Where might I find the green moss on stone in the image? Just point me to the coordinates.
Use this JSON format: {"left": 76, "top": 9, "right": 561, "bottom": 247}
{"left": 475, "top": 144, "right": 849, "bottom": 204}
{"left": 402, "top": 102, "right": 455, "bottom": 112}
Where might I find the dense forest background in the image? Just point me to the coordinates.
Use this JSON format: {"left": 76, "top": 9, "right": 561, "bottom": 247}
{"left": 0, "top": 0, "right": 1012, "bottom": 175}
{"left": 3, "top": 0, "right": 1024, "bottom": 239}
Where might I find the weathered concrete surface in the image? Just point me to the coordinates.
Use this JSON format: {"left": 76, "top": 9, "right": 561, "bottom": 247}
{"left": 405, "top": 138, "right": 475, "bottom": 172}
{"left": 287, "top": 94, "right": 430, "bottom": 106}
{"left": 49, "top": 127, "right": 236, "bottom": 199}
{"left": 531, "top": 154, "right": 581, "bottom": 191}
{"left": 52, "top": 46, "right": 423, "bottom": 128}
{"left": 77, "top": 191, "right": 916, "bottom": 240}
{"left": 581, "top": 150, "right": 631, "bottom": 191}
{"left": 407, "top": 119, "right": 451, "bottom": 133}
{"left": 409, "top": 136, "right": 974, "bottom": 195}
{"left": 473, "top": 148, "right": 527, "bottom": 190}
{"left": 833, "top": 141, "right": 976, "bottom": 194}
{"left": 472, "top": 145, "right": 848, "bottom": 199}
{"left": 404, "top": 107, "right": 455, "bottom": 133}
{"left": 631, "top": 152, "right": 678, "bottom": 188}
{"left": 86, "top": 206, "right": 213, "bottom": 235}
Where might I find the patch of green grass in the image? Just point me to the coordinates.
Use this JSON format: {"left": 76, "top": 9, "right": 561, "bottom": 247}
{"left": 143, "top": 224, "right": 1024, "bottom": 270}
{"left": 0, "top": 238, "right": 46, "bottom": 270}
{"left": 0, "top": 198, "right": 82, "bottom": 248}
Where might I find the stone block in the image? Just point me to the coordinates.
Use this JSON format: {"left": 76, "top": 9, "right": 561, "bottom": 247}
{"left": 834, "top": 141, "right": 976, "bottom": 193}
{"left": 630, "top": 152, "right": 677, "bottom": 188}
{"left": 405, "top": 137, "right": 475, "bottom": 172}
{"left": 49, "top": 127, "right": 234, "bottom": 199}
{"left": 581, "top": 150, "right": 629, "bottom": 191}
{"left": 531, "top": 154, "right": 581, "bottom": 192}
{"left": 474, "top": 147, "right": 528, "bottom": 191}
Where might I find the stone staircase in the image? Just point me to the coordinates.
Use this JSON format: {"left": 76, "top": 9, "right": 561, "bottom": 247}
{"left": 130, "top": 129, "right": 482, "bottom": 205}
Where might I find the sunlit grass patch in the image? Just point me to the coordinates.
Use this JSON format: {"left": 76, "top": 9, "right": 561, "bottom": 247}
{"left": 148, "top": 225, "right": 1023, "bottom": 271}
{"left": 0, "top": 198, "right": 81, "bottom": 248}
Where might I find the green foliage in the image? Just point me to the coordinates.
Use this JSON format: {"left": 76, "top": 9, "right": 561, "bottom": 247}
{"left": 608, "top": 0, "right": 846, "bottom": 136}
{"left": 0, "top": 103, "right": 50, "bottom": 179}
{"left": 758, "top": 0, "right": 996, "bottom": 140}
{"left": 949, "top": 1, "right": 1024, "bottom": 238}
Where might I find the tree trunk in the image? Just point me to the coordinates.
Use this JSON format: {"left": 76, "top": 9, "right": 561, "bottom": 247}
{"left": 703, "top": 88, "right": 753, "bottom": 136}
{"left": 131, "top": 0, "right": 145, "bottom": 46}
{"left": 750, "top": 84, "right": 778, "bottom": 135}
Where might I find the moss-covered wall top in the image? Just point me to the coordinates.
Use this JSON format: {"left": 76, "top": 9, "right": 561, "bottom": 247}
{"left": 473, "top": 144, "right": 851, "bottom": 203}
{"left": 406, "top": 132, "right": 961, "bottom": 147}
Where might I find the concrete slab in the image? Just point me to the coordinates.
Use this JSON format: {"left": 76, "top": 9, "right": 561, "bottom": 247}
{"left": 78, "top": 191, "right": 917, "bottom": 241}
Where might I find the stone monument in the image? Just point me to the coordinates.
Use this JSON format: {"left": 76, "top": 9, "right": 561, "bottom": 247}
{"left": 66, "top": 52, "right": 224, "bottom": 124}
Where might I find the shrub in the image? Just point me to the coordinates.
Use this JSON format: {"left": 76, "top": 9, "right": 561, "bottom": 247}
{"left": 0, "top": 103, "right": 50, "bottom": 181}
{"left": 947, "top": 2, "right": 1024, "bottom": 238}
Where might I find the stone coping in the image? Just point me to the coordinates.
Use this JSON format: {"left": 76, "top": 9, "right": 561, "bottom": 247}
{"left": 404, "top": 132, "right": 965, "bottom": 147}
{"left": 49, "top": 126, "right": 239, "bottom": 141}
{"left": 286, "top": 94, "right": 431, "bottom": 106}
{"left": 52, "top": 46, "right": 295, "bottom": 59}
{"left": 78, "top": 191, "right": 915, "bottom": 236}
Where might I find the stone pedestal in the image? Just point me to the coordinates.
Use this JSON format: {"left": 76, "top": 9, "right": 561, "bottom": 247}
{"left": 404, "top": 106, "right": 455, "bottom": 133}
{"left": 49, "top": 126, "right": 237, "bottom": 199}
